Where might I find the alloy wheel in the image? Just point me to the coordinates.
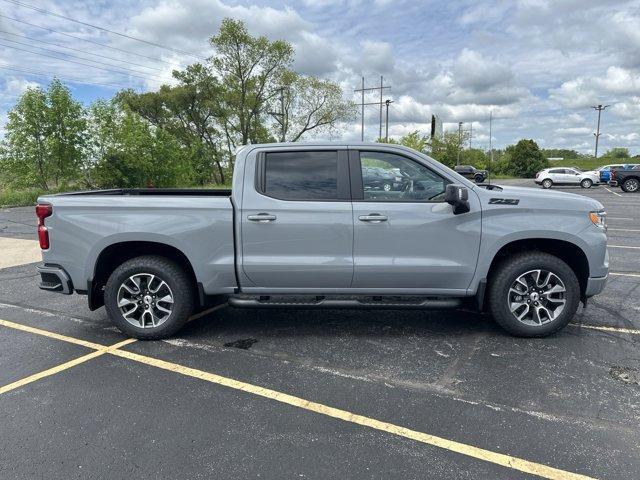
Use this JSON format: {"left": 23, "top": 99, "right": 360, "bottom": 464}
{"left": 117, "top": 273, "right": 174, "bottom": 328}
{"left": 507, "top": 269, "right": 566, "bottom": 326}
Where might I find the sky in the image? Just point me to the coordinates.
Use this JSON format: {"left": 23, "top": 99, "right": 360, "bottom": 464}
{"left": 0, "top": 0, "right": 639, "bottom": 154}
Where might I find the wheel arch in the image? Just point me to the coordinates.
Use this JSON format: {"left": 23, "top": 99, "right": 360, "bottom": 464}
{"left": 88, "top": 241, "right": 198, "bottom": 310}
{"left": 481, "top": 238, "right": 590, "bottom": 309}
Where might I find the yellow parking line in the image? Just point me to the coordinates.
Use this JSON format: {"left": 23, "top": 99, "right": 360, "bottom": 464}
{"left": 0, "top": 318, "right": 597, "bottom": 480}
{"left": 109, "top": 347, "right": 595, "bottom": 480}
{"left": 0, "top": 338, "right": 136, "bottom": 395}
{"left": 571, "top": 324, "right": 640, "bottom": 335}
{"left": 0, "top": 318, "right": 107, "bottom": 350}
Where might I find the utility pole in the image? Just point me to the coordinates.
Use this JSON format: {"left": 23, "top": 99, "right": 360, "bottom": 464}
{"left": 469, "top": 122, "right": 473, "bottom": 149}
{"left": 384, "top": 99, "right": 394, "bottom": 141}
{"left": 267, "top": 87, "right": 286, "bottom": 142}
{"left": 457, "top": 122, "right": 463, "bottom": 166}
{"left": 591, "top": 104, "right": 609, "bottom": 158}
{"left": 379, "top": 76, "right": 384, "bottom": 140}
{"left": 354, "top": 76, "right": 391, "bottom": 141}
{"left": 488, "top": 111, "right": 493, "bottom": 185}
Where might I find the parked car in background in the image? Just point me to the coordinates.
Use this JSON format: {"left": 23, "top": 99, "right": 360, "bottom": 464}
{"left": 535, "top": 167, "right": 599, "bottom": 189}
{"left": 599, "top": 164, "right": 626, "bottom": 183}
{"left": 454, "top": 165, "right": 487, "bottom": 183}
{"left": 362, "top": 166, "right": 403, "bottom": 191}
{"left": 609, "top": 165, "right": 640, "bottom": 192}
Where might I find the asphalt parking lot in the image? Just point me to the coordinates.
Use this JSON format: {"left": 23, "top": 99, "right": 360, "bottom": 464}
{"left": 1, "top": 180, "right": 639, "bottom": 479}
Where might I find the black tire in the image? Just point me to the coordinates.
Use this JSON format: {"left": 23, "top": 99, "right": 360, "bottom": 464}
{"left": 580, "top": 178, "right": 593, "bottom": 188}
{"left": 104, "top": 255, "right": 195, "bottom": 340}
{"left": 474, "top": 174, "right": 484, "bottom": 183}
{"left": 488, "top": 252, "right": 580, "bottom": 337}
{"left": 621, "top": 178, "right": 639, "bottom": 193}
{"left": 541, "top": 179, "right": 553, "bottom": 189}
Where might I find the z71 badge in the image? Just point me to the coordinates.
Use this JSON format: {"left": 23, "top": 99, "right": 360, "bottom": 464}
{"left": 489, "top": 198, "right": 520, "bottom": 205}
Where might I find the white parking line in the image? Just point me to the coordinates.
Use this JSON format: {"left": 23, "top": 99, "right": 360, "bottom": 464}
{"left": 607, "top": 217, "right": 634, "bottom": 221}
{"left": 609, "top": 244, "right": 640, "bottom": 250}
{"left": 604, "top": 187, "right": 622, "bottom": 197}
{"left": 608, "top": 228, "right": 640, "bottom": 233}
{"left": 610, "top": 272, "right": 640, "bottom": 278}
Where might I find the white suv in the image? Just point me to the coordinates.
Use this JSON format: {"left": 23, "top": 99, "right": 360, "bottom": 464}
{"left": 535, "top": 167, "right": 599, "bottom": 189}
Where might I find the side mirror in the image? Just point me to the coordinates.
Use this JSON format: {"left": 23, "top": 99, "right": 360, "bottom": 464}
{"left": 445, "top": 184, "right": 470, "bottom": 215}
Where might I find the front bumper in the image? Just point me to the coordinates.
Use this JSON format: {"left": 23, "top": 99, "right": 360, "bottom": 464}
{"left": 585, "top": 274, "right": 608, "bottom": 297}
{"left": 36, "top": 264, "right": 73, "bottom": 295}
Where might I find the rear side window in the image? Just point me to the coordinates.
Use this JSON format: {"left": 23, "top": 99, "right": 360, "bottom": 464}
{"left": 549, "top": 169, "right": 564, "bottom": 174}
{"left": 262, "top": 151, "right": 340, "bottom": 200}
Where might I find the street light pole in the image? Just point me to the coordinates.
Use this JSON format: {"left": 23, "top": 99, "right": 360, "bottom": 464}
{"left": 457, "top": 122, "right": 463, "bottom": 166}
{"left": 384, "top": 99, "right": 394, "bottom": 141}
{"left": 591, "top": 104, "right": 609, "bottom": 158}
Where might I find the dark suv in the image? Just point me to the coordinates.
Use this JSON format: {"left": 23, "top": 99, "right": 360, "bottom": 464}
{"left": 454, "top": 165, "right": 487, "bottom": 183}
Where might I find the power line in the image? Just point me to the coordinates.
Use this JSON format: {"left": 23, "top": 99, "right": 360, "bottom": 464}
{"left": 0, "top": 64, "right": 142, "bottom": 90}
{"left": 1, "top": 0, "right": 206, "bottom": 60}
{"left": 0, "top": 29, "right": 165, "bottom": 72}
{"left": 0, "top": 41, "right": 164, "bottom": 83}
{"left": 0, "top": 37, "right": 167, "bottom": 79}
{"left": 0, "top": 14, "right": 176, "bottom": 65}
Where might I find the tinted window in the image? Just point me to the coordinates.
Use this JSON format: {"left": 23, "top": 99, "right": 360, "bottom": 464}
{"left": 359, "top": 151, "right": 448, "bottom": 202}
{"left": 264, "top": 151, "right": 338, "bottom": 200}
{"left": 548, "top": 169, "right": 564, "bottom": 174}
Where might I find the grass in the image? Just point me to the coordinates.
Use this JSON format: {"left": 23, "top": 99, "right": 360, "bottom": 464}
{"left": 0, "top": 187, "right": 51, "bottom": 208}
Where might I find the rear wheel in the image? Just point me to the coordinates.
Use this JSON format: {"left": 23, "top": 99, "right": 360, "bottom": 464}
{"left": 105, "top": 255, "right": 195, "bottom": 339}
{"left": 382, "top": 183, "right": 392, "bottom": 191}
{"left": 580, "top": 178, "right": 593, "bottom": 188}
{"left": 621, "top": 178, "right": 639, "bottom": 193}
{"left": 474, "top": 174, "right": 484, "bottom": 183}
{"left": 541, "top": 179, "right": 553, "bottom": 189}
{"left": 488, "top": 252, "right": 580, "bottom": 337}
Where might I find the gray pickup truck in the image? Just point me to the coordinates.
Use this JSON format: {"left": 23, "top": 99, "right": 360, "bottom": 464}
{"left": 36, "top": 143, "right": 608, "bottom": 339}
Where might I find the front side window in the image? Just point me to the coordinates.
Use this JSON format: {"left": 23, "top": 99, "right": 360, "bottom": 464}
{"left": 263, "top": 151, "right": 338, "bottom": 200}
{"left": 359, "top": 151, "right": 448, "bottom": 202}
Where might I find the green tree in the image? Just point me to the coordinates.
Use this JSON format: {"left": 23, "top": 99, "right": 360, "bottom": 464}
{"left": 428, "top": 131, "right": 470, "bottom": 168}
{"left": 88, "top": 101, "right": 193, "bottom": 189}
{"left": 272, "top": 71, "right": 355, "bottom": 141}
{"left": 505, "top": 139, "right": 548, "bottom": 177}
{"left": 0, "top": 79, "right": 85, "bottom": 190}
{"left": 210, "top": 18, "right": 293, "bottom": 148}
{"left": 602, "top": 147, "right": 630, "bottom": 159}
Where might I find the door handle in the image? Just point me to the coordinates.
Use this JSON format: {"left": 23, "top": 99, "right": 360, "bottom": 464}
{"left": 358, "top": 214, "right": 388, "bottom": 223}
{"left": 247, "top": 213, "right": 277, "bottom": 222}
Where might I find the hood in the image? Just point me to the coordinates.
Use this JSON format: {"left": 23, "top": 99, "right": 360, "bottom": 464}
{"left": 475, "top": 184, "right": 604, "bottom": 212}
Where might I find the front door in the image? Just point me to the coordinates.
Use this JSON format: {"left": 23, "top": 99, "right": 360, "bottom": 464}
{"left": 350, "top": 149, "right": 481, "bottom": 292}
{"left": 240, "top": 149, "right": 353, "bottom": 290}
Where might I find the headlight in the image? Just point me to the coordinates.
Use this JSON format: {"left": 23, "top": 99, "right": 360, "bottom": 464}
{"left": 589, "top": 210, "right": 607, "bottom": 230}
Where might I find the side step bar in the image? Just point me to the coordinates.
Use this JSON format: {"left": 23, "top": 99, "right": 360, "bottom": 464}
{"left": 228, "top": 296, "right": 461, "bottom": 309}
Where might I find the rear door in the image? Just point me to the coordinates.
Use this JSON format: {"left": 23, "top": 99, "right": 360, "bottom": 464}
{"left": 240, "top": 148, "right": 353, "bottom": 289}
{"left": 349, "top": 148, "right": 481, "bottom": 292}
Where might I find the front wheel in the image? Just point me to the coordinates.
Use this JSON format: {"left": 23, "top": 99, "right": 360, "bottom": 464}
{"left": 541, "top": 179, "right": 553, "bottom": 189}
{"left": 580, "top": 178, "right": 593, "bottom": 188}
{"left": 621, "top": 178, "right": 639, "bottom": 193}
{"left": 474, "top": 174, "right": 484, "bottom": 183}
{"left": 488, "top": 252, "right": 580, "bottom": 337}
{"left": 104, "top": 255, "right": 195, "bottom": 339}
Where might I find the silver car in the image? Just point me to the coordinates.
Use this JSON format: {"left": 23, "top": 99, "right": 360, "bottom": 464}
{"left": 535, "top": 167, "right": 599, "bottom": 189}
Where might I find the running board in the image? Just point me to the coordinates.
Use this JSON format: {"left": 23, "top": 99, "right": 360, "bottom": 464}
{"left": 228, "top": 296, "right": 461, "bottom": 309}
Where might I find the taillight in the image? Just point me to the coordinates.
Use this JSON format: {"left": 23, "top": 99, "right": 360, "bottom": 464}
{"left": 36, "top": 203, "right": 52, "bottom": 249}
